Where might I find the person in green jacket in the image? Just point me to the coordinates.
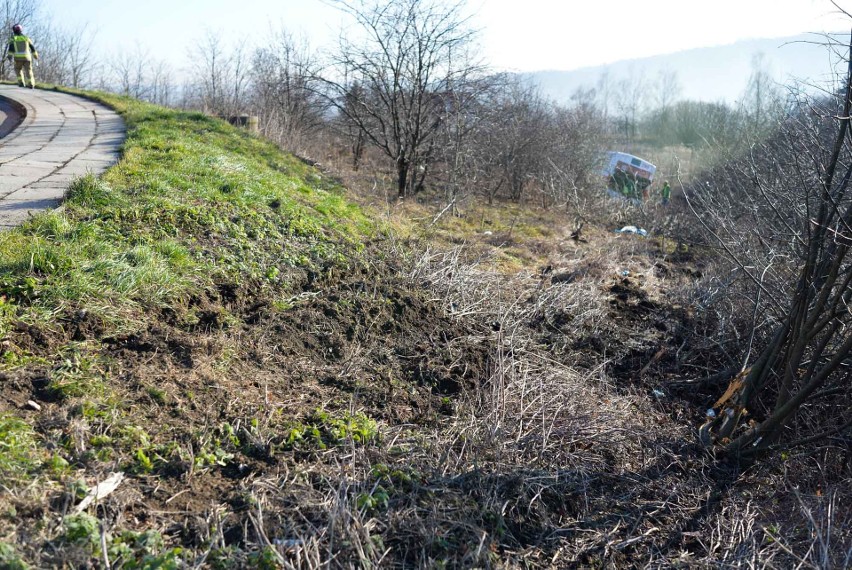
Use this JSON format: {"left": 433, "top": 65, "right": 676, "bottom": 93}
{"left": 661, "top": 180, "right": 671, "bottom": 205}
{"left": 7, "top": 24, "right": 38, "bottom": 88}
{"left": 623, "top": 176, "right": 635, "bottom": 198}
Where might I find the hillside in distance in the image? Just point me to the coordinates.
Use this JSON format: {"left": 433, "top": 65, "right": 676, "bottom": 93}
{"left": 526, "top": 33, "right": 844, "bottom": 105}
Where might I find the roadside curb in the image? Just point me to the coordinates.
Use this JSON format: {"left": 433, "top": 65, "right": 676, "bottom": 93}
{"left": 0, "top": 90, "right": 30, "bottom": 138}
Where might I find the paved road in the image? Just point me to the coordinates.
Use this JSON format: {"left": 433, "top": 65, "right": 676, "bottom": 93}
{"left": 0, "top": 85, "right": 125, "bottom": 229}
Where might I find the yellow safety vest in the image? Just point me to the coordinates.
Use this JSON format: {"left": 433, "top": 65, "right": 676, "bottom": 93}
{"left": 11, "top": 35, "right": 33, "bottom": 61}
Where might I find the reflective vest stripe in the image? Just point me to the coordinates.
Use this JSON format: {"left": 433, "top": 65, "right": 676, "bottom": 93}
{"left": 11, "top": 35, "right": 31, "bottom": 60}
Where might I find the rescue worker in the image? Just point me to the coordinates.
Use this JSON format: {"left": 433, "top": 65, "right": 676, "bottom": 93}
{"left": 7, "top": 24, "right": 38, "bottom": 89}
{"left": 623, "top": 176, "right": 635, "bottom": 199}
{"left": 661, "top": 180, "right": 671, "bottom": 206}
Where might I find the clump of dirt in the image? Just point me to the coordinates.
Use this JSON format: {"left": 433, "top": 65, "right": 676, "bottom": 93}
{"left": 227, "top": 267, "right": 491, "bottom": 422}
{"left": 607, "top": 276, "right": 659, "bottom": 321}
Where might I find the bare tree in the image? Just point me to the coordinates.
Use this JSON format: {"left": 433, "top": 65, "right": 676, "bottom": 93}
{"left": 595, "top": 69, "right": 612, "bottom": 129}
{"left": 26, "top": 19, "right": 66, "bottom": 84}
{"left": 739, "top": 52, "right": 784, "bottom": 140}
{"left": 0, "top": 0, "right": 38, "bottom": 78}
{"left": 338, "top": 81, "right": 368, "bottom": 169}
{"left": 251, "top": 29, "right": 323, "bottom": 152}
{"left": 644, "top": 68, "right": 681, "bottom": 143}
{"left": 431, "top": 73, "right": 503, "bottom": 210}
{"left": 319, "top": 0, "right": 481, "bottom": 199}
{"left": 23, "top": 20, "right": 96, "bottom": 88}
{"left": 192, "top": 30, "right": 226, "bottom": 113}
{"left": 613, "top": 67, "right": 647, "bottom": 142}
{"left": 190, "top": 29, "right": 249, "bottom": 116}
{"left": 479, "top": 78, "right": 550, "bottom": 204}
{"left": 147, "top": 59, "right": 175, "bottom": 106}
{"left": 653, "top": 67, "right": 681, "bottom": 111}
{"left": 65, "top": 23, "right": 96, "bottom": 88}
{"left": 430, "top": 76, "right": 604, "bottom": 210}
{"left": 642, "top": 99, "right": 740, "bottom": 148}
{"left": 543, "top": 94, "right": 606, "bottom": 212}
{"left": 105, "top": 45, "right": 150, "bottom": 99}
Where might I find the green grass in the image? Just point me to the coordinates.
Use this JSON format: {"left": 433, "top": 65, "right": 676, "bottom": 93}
{"left": 46, "top": 342, "right": 108, "bottom": 400}
{"left": 0, "top": 542, "right": 29, "bottom": 570}
{"left": 281, "top": 408, "right": 380, "bottom": 451}
{"left": 57, "top": 514, "right": 185, "bottom": 568}
{"left": 0, "top": 414, "right": 40, "bottom": 477}
{"left": 0, "top": 89, "right": 376, "bottom": 331}
{"left": 0, "top": 89, "right": 383, "bottom": 566}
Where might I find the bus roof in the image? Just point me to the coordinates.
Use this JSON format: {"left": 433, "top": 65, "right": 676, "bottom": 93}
{"left": 605, "top": 151, "right": 656, "bottom": 172}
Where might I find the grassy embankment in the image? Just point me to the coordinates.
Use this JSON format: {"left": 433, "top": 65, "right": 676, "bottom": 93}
{"left": 3, "top": 87, "right": 611, "bottom": 569}
{"left": 0, "top": 90, "right": 737, "bottom": 569}
{"left": 0, "top": 90, "right": 392, "bottom": 567}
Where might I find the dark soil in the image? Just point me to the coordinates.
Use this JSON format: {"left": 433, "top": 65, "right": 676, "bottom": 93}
{"left": 0, "top": 241, "right": 495, "bottom": 547}
{"left": 2, "top": 222, "right": 843, "bottom": 568}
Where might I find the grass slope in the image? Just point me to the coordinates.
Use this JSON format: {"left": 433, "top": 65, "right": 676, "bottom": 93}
{"left": 0, "top": 92, "right": 488, "bottom": 567}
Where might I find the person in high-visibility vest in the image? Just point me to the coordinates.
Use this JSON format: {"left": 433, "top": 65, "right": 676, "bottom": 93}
{"left": 7, "top": 24, "right": 39, "bottom": 89}
{"left": 661, "top": 181, "right": 671, "bottom": 205}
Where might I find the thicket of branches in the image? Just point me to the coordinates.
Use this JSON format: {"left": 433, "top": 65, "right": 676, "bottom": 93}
{"left": 681, "top": 45, "right": 852, "bottom": 462}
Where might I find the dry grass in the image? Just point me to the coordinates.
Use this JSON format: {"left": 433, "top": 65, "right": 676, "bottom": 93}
{"left": 388, "top": 232, "right": 849, "bottom": 568}
{"left": 249, "top": 126, "right": 852, "bottom": 570}
{"left": 4, "top": 202, "right": 840, "bottom": 569}
{"left": 2, "top": 101, "right": 848, "bottom": 568}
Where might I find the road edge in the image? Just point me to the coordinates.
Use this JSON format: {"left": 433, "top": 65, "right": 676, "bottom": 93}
{"left": 0, "top": 92, "right": 27, "bottom": 138}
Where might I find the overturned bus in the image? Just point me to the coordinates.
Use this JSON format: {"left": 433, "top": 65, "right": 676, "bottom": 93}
{"left": 601, "top": 151, "right": 656, "bottom": 201}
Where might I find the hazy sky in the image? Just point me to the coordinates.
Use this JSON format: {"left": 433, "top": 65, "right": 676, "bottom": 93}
{"left": 37, "top": 0, "right": 851, "bottom": 72}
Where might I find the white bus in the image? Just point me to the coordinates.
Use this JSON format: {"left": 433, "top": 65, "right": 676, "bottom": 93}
{"left": 601, "top": 151, "right": 656, "bottom": 201}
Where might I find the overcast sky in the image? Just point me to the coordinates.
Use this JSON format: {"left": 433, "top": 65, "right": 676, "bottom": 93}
{"left": 37, "top": 0, "right": 851, "bottom": 73}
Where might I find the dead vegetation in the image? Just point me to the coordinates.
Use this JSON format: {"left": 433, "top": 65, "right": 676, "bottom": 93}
{"left": 1, "top": 189, "right": 850, "bottom": 568}
{"left": 2, "top": 193, "right": 852, "bottom": 568}
{"left": 0, "top": 91, "right": 849, "bottom": 569}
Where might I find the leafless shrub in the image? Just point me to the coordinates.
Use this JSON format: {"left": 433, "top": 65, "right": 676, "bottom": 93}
{"left": 185, "top": 29, "right": 251, "bottom": 116}
{"left": 681, "top": 44, "right": 852, "bottom": 461}
{"left": 318, "top": 0, "right": 483, "bottom": 199}
{"left": 392, "top": 230, "right": 849, "bottom": 567}
{"left": 251, "top": 29, "right": 325, "bottom": 155}
{"left": 0, "top": 0, "right": 38, "bottom": 78}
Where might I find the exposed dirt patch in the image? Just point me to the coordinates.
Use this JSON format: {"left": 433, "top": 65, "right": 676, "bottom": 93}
{"left": 0, "top": 242, "right": 494, "bottom": 546}
{"left": 2, "top": 212, "right": 841, "bottom": 568}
